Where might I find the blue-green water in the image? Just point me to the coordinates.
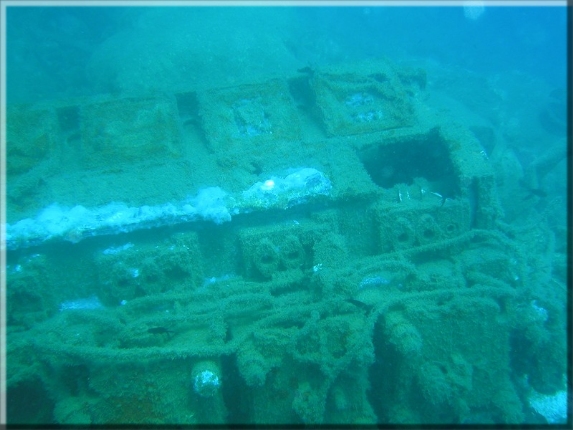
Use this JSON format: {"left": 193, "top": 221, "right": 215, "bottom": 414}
{"left": 4, "top": 4, "right": 569, "bottom": 425}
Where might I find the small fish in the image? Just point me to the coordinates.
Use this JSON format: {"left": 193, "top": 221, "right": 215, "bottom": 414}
{"left": 519, "top": 179, "right": 547, "bottom": 199}
{"left": 147, "top": 327, "right": 174, "bottom": 338}
{"left": 297, "top": 66, "right": 315, "bottom": 76}
{"left": 429, "top": 191, "right": 448, "bottom": 207}
{"left": 345, "top": 298, "right": 373, "bottom": 312}
{"left": 359, "top": 276, "right": 391, "bottom": 290}
{"left": 59, "top": 296, "right": 104, "bottom": 312}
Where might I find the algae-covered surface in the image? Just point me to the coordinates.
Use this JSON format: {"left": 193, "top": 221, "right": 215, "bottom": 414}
{"left": 4, "top": 5, "right": 569, "bottom": 426}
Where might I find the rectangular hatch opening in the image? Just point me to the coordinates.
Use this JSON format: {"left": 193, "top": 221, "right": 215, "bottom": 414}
{"left": 358, "top": 131, "right": 460, "bottom": 199}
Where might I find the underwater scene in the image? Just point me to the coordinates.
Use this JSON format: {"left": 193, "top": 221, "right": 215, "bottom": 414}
{"left": 3, "top": 4, "right": 570, "bottom": 426}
